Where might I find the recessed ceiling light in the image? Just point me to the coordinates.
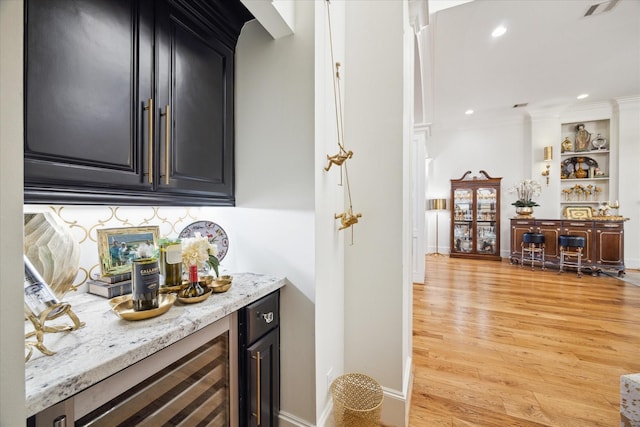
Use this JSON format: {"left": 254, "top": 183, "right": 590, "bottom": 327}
{"left": 577, "top": 93, "right": 589, "bottom": 100}
{"left": 492, "top": 25, "right": 507, "bottom": 38}
{"left": 465, "top": 109, "right": 474, "bottom": 115}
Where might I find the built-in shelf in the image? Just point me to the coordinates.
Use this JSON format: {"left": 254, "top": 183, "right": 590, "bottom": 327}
{"left": 561, "top": 177, "right": 609, "bottom": 182}
{"left": 560, "top": 118, "right": 612, "bottom": 212}
{"left": 560, "top": 201, "right": 604, "bottom": 205}
{"left": 561, "top": 149, "right": 610, "bottom": 156}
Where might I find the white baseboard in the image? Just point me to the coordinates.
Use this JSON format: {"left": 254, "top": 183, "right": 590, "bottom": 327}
{"left": 279, "top": 410, "right": 316, "bottom": 427}
{"left": 380, "top": 358, "right": 414, "bottom": 427}
{"left": 300, "top": 359, "right": 414, "bottom": 427}
{"left": 316, "top": 396, "right": 335, "bottom": 427}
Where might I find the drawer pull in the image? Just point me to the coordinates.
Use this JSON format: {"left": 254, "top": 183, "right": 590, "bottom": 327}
{"left": 161, "top": 104, "right": 170, "bottom": 185}
{"left": 603, "top": 224, "right": 619, "bottom": 228}
{"left": 261, "top": 312, "right": 274, "bottom": 324}
{"left": 144, "top": 98, "right": 154, "bottom": 184}
{"left": 540, "top": 222, "right": 556, "bottom": 226}
{"left": 252, "top": 351, "right": 262, "bottom": 425}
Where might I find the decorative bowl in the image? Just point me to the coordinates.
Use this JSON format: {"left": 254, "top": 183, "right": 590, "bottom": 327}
{"left": 111, "top": 294, "right": 176, "bottom": 321}
{"left": 177, "top": 288, "right": 212, "bottom": 304}
{"left": 210, "top": 275, "right": 233, "bottom": 293}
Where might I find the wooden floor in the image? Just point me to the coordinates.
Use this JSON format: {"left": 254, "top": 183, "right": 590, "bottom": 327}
{"left": 408, "top": 256, "right": 640, "bottom": 426}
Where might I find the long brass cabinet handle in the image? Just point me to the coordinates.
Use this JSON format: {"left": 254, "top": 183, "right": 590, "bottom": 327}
{"left": 252, "top": 351, "right": 261, "bottom": 425}
{"left": 144, "top": 98, "right": 154, "bottom": 184}
{"left": 161, "top": 105, "right": 170, "bottom": 185}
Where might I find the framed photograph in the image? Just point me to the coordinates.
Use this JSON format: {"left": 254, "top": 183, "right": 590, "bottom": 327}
{"left": 564, "top": 206, "right": 593, "bottom": 220}
{"left": 97, "top": 226, "right": 159, "bottom": 276}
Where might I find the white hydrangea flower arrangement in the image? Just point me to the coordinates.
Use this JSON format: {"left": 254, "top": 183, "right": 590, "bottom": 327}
{"left": 181, "top": 232, "right": 220, "bottom": 277}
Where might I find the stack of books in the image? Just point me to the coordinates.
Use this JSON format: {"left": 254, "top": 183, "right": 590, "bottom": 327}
{"left": 88, "top": 272, "right": 132, "bottom": 299}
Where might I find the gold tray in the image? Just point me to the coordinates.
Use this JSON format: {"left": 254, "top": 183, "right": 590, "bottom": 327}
{"left": 210, "top": 282, "right": 231, "bottom": 293}
{"left": 209, "top": 275, "right": 233, "bottom": 293}
{"left": 159, "top": 284, "right": 185, "bottom": 294}
{"left": 177, "top": 288, "right": 212, "bottom": 304}
{"left": 111, "top": 294, "right": 176, "bottom": 321}
{"left": 108, "top": 294, "right": 131, "bottom": 309}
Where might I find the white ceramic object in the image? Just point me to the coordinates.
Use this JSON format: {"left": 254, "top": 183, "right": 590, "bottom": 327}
{"left": 24, "top": 212, "right": 80, "bottom": 299}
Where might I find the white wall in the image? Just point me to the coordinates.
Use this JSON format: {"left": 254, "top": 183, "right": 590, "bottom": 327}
{"left": 0, "top": 2, "right": 26, "bottom": 425}
{"left": 233, "top": 7, "right": 318, "bottom": 423}
{"left": 616, "top": 97, "right": 640, "bottom": 268}
{"left": 313, "top": 0, "right": 347, "bottom": 424}
{"left": 428, "top": 116, "right": 528, "bottom": 256}
{"left": 343, "top": 1, "right": 412, "bottom": 424}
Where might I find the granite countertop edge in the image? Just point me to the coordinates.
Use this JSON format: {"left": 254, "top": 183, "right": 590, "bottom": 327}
{"left": 25, "top": 272, "right": 286, "bottom": 417}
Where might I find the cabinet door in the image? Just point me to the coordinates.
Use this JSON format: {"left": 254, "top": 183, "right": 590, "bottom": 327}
{"left": 535, "top": 220, "right": 562, "bottom": 262}
{"left": 451, "top": 188, "right": 474, "bottom": 254}
{"left": 155, "top": 1, "right": 234, "bottom": 201}
{"left": 475, "top": 187, "right": 498, "bottom": 255}
{"left": 24, "top": 0, "right": 153, "bottom": 200}
{"left": 595, "top": 222, "right": 624, "bottom": 269}
{"left": 562, "top": 221, "right": 594, "bottom": 264}
{"left": 510, "top": 219, "right": 534, "bottom": 259}
{"left": 246, "top": 330, "right": 280, "bottom": 427}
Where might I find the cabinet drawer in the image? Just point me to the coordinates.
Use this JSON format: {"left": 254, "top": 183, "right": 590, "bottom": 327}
{"left": 595, "top": 222, "right": 623, "bottom": 230}
{"left": 245, "top": 292, "right": 279, "bottom": 343}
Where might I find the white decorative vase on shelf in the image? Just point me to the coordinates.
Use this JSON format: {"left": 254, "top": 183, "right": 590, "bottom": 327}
{"left": 24, "top": 212, "right": 80, "bottom": 299}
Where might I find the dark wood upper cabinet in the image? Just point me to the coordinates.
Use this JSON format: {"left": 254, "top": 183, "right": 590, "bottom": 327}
{"left": 24, "top": 0, "right": 252, "bottom": 205}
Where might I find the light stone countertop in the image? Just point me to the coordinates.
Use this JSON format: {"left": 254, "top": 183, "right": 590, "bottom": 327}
{"left": 25, "top": 272, "right": 286, "bottom": 417}
{"left": 621, "top": 373, "right": 640, "bottom": 426}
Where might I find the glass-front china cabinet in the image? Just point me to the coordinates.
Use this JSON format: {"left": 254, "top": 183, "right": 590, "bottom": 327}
{"left": 450, "top": 170, "right": 502, "bottom": 261}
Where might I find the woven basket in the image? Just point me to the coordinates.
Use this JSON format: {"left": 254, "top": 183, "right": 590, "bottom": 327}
{"left": 330, "top": 373, "right": 383, "bottom": 427}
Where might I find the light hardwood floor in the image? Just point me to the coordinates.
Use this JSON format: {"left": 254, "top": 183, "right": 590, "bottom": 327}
{"left": 409, "top": 256, "right": 640, "bottom": 426}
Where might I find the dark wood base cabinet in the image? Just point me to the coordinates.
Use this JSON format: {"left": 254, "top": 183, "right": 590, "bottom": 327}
{"left": 24, "top": 0, "right": 253, "bottom": 206}
{"left": 510, "top": 218, "right": 625, "bottom": 276}
{"left": 238, "top": 291, "right": 280, "bottom": 427}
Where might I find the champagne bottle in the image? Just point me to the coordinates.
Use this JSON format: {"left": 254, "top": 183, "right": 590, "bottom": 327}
{"left": 132, "top": 257, "right": 160, "bottom": 311}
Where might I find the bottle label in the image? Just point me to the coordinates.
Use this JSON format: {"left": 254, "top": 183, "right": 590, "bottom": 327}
{"left": 165, "top": 244, "right": 182, "bottom": 264}
{"left": 24, "top": 282, "right": 59, "bottom": 317}
{"left": 133, "top": 259, "right": 159, "bottom": 296}
{"left": 24, "top": 256, "right": 63, "bottom": 318}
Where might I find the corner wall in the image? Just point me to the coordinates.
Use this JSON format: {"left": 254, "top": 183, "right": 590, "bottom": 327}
{"left": 616, "top": 96, "right": 640, "bottom": 268}
{"left": 234, "top": 7, "right": 318, "bottom": 424}
{"left": 343, "top": 1, "right": 411, "bottom": 425}
{"left": 0, "top": 1, "right": 26, "bottom": 425}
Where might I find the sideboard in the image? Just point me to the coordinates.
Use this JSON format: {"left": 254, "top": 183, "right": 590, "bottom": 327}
{"left": 510, "top": 218, "right": 626, "bottom": 276}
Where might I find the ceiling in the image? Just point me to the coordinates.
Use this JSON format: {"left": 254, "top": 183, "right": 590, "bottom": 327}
{"left": 429, "top": 0, "right": 640, "bottom": 124}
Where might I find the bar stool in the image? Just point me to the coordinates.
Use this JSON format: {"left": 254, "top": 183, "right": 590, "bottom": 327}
{"left": 558, "top": 235, "right": 586, "bottom": 278}
{"left": 521, "top": 232, "right": 545, "bottom": 270}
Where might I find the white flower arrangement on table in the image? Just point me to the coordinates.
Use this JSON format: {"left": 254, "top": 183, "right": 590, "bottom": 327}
{"left": 509, "top": 179, "right": 542, "bottom": 207}
{"left": 181, "top": 232, "right": 220, "bottom": 277}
